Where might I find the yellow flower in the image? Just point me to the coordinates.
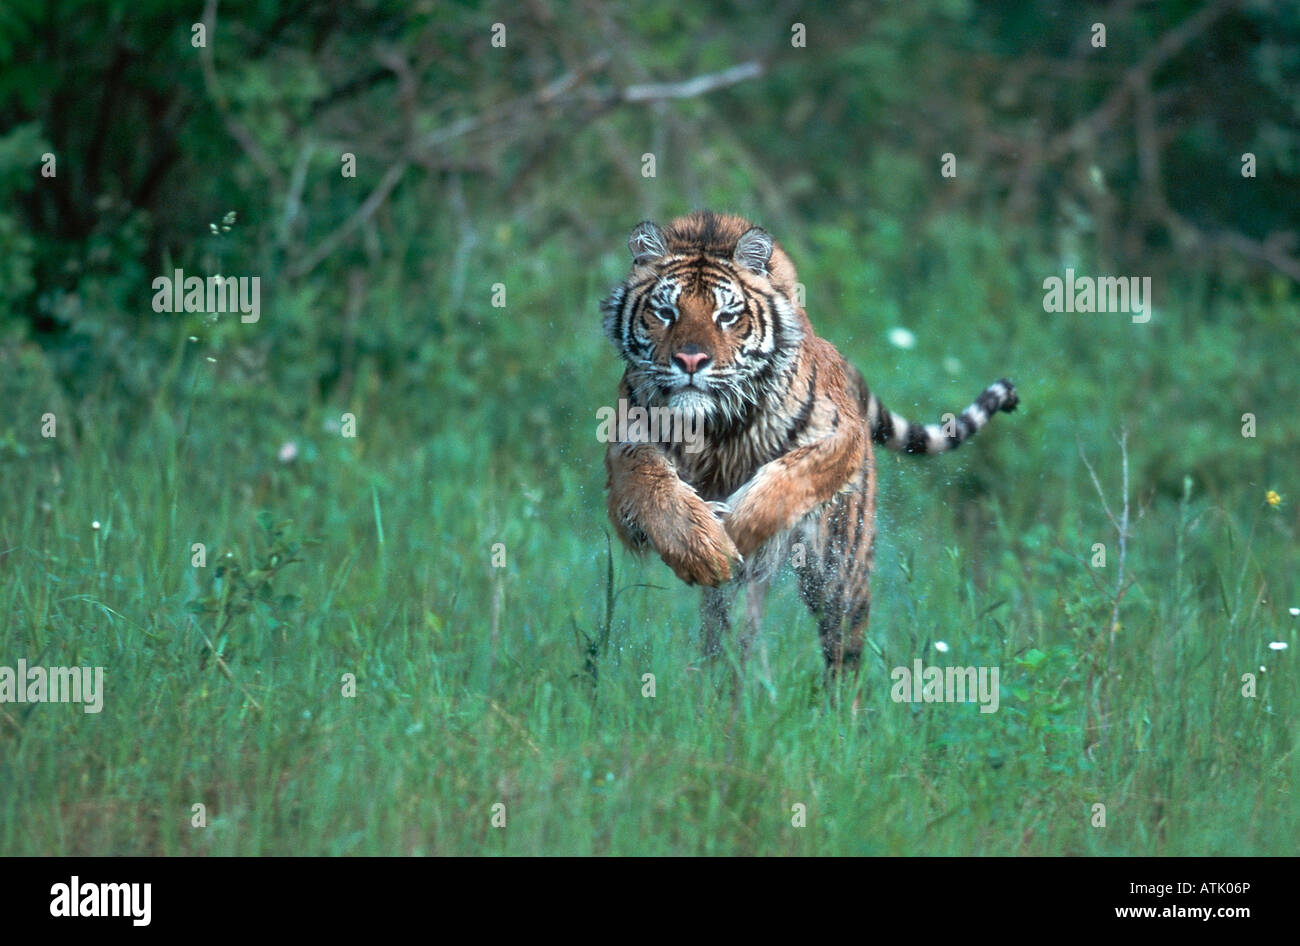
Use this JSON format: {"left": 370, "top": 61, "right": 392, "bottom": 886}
{"left": 1265, "top": 490, "right": 1282, "bottom": 507}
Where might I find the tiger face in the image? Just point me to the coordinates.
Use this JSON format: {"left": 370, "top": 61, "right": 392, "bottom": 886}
{"left": 601, "top": 216, "right": 805, "bottom": 425}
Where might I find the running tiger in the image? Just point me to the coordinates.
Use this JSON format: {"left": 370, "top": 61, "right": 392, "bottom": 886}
{"left": 600, "top": 211, "right": 1019, "bottom": 677}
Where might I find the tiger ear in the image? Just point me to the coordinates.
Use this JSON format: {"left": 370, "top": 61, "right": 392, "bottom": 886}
{"left": 628, "top": 221, "right": 668, "bottom": 265}
{"left": 733, "top": 227, "right": 774, "bottom": 275}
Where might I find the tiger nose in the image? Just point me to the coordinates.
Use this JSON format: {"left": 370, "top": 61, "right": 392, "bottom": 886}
{"left": 674, "top": 346, "right": 711, "bottom": 374}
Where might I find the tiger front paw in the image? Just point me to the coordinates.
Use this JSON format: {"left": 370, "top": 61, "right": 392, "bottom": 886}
{"left": 722, "top": 478, "right": 788, "bottom": 559}
{"left": 659, "top": 504, "right": 740, "bottom": 587}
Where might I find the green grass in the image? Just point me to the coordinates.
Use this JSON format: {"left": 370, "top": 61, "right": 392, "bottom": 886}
{"left": 1, "top": 219, "right": 1296, "bottom": 855}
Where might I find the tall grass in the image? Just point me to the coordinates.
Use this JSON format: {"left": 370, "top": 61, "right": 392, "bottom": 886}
{"left": 1, "top": 219, "right": 1295, "bottom": 855}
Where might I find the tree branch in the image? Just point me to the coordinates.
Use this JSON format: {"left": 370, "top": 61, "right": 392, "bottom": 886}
{"left": 199, "top": 0, "right": 284, "bottom": 192}
{"left": 620, "top": 60, "right": 764, "bottom": 103}
{"left": 287, "top": 56, "right": 767, "bottom": 279}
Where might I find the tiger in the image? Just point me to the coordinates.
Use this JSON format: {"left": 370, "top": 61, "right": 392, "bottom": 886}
{"left": 600, "top": 210, "right": 1018, "bottom": 680}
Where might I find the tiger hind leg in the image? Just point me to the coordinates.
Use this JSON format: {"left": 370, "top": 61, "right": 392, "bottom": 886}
{"left": 741, "top": 579, "right": 769, "bottom": 667}
{"left": 700, "top": 580, "right": 769, "bottom": 668}
{"left": 793, "top": 458, "right": 877, "bottom": 688}
{"left": 700, "top": 583, "right": 737, "bottom": 659}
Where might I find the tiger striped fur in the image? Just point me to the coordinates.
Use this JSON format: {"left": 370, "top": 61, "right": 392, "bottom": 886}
{"left": 601, "top": 210, "right": 1019, "bottom": 677}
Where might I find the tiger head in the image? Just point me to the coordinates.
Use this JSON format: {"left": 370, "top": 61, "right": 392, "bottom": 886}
{"left": 601, "top": 211, "right": 807, "bottom": 426}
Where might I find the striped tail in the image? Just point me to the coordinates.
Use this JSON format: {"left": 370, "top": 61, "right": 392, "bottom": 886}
{"left": 863, "top": 378, "right": 1019, "bottom": 455}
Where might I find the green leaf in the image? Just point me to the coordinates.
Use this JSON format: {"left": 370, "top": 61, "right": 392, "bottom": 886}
{"left": 1019, "top": 648, "right": 1047, "bottom": 670}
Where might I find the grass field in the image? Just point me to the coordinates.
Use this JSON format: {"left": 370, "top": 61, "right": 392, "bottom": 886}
{"left": 1, "top": 217, "right": 1296, "bottom": 855}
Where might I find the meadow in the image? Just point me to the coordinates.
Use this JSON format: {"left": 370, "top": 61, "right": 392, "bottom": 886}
{"left": 2, "top": 212, "right": 1296, "bottom": 855}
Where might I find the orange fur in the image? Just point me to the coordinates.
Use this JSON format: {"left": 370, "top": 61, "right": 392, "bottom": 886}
{"left": 600, "top": 211, "right": 1017, "bottom": 678}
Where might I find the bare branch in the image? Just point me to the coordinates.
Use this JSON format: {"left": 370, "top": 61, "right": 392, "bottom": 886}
{"left": 416, "top": 52, "right": 612, "bottom": 154}
{"left": 990, "top": 0, "right": 1291, "bottom": 286}
{"left": 288, "top": 56, "right": 767, "bottom": 279}
{"left": 1078, "top": 441, "right": 1118, "bottom": 530}
{"left": 621, "top": 60, "right": 764, "bottom": 103}
{"left": 287, "top": 158, "right": 408, "bottom": 278}
{"left": 198, "top": 0, "right": 284, "bottom": 192}
{"left": 1045, "top": 0, "right": 1241, "bottom": 163}
{"left": 277, "top": 139, "right": 315, "bottom": 250}
{"left": 1079, "top": 429, "right": 1134, "bottom": 758}
{"left": 1161, "top": 208, "right": 1300, "bottom": 283}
